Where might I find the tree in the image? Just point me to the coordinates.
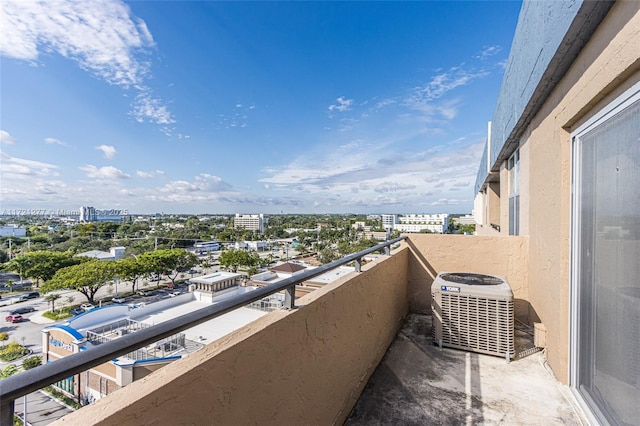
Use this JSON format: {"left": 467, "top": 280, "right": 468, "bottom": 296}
{"left": 0, "top": 332, "right": 8, "bottom": 347}
{"left": 3, "top": 255, "right": 31, "bottom": 283}
{"left": 43, "top": 260, "right": 116, "bottom": 304}
{"left": 319, "top": 247, "right": 339, "bottom": 264}
{"left": 139, "top": 249, "right": 198, "bottom": 286}
{"left": 45, "top": 293, "right": 62, "bottom": 312}
{"left": 4, "top": 251, "right": 83, "bottom": 287}
{"left": 0, "top": 249, "right": 9, "bottom": 263}
{"left": 219, "top": 249, "right": 259, "bottom": 272}
{"left": 116, "top": 258, "right": 145, "bottom": 294}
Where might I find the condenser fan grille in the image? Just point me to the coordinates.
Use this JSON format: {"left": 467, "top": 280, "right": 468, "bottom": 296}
{"left": 440, "top": 294, "right": 514, "bottom": 355}
{"left": 439, "top": 272, "right": 504, "bottom": 286}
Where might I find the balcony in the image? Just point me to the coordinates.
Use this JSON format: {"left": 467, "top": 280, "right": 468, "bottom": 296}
{"left": 2, "top": 235, "right": 584, "bottom": 425}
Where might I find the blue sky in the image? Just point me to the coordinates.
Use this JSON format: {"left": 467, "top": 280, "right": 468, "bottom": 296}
{"left": 0, "top": 1, "right": 521, "bottom": 215}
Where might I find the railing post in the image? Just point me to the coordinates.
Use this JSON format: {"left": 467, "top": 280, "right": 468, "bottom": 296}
{"left": 355, "top": 257, "right": 362, "bottom": 273}
{"left": 284, "top": 285, "right": 295, "bottom": 309}
{"left": 1, "top": 398, "right": 14, "bottom": 425}
{"left": 384, "top": 246, "right": 391, "bottom": 256}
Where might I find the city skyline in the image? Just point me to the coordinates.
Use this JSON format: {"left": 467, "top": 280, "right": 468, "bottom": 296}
{"left": 1, "top": 1, "right": 522, "bottom": 214}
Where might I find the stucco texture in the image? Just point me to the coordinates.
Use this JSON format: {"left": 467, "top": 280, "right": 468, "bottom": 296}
{"left": 52, "top": 248, "right": 409, "bottom": 426}
{"left": 519, "top": 0, "right": 640, "bottom": 384}
{"left": 405, "top": 234, "right": 529, "bottom": 321}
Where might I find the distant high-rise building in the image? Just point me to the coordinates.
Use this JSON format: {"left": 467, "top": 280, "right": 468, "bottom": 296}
{"left": 79, "top": 206, "right": 124, "bottom": 223}
{"left": 381, "top": 214, "right": 398, "bottom": 231}
{"left": 79, "top": 206, "right": 97, "bottom": 222}
{"left": 234, "top": 214, "right": 266, "bottom": 233}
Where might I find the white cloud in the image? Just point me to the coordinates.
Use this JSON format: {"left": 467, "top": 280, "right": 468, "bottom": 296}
{"left": 374, "top": 181, "right": 416, "bottom": 193}
{"left": 1, "top": 130, "right": 16, "bottom": 144}
{"left": 96, "top": 145, "right": 116, "bottom": 159}
{"left": 328, "top": 96, "right": 353, "bottom": 113}
{"left": 1, "top": 0, "right": 174, "bottom": 128}
{"left": 259, "top": 138, "right": 484, "bottom": 210}
{"left": 475, "top": 45, "right": 501, "bottom": 60}
{"left": 430, "top": 198, "right": 461, "bottom": 206}
{"left": 2, "top": 164, "right": 32, "bottom": 175}
{"left": 375, "top": 99, "right": 396, "bottom": 110}
{"left": 136, "top": 169, "right": 165, "bottom": 178}
{"left": 1, "top": 0, "right": 152, "bottom": 85}
{"left": 0, "top": 152, "right": 59, "bottom": 176}
{"left": 44, "top": 137, "right": 67, "bottom": 146}
{"left": 131, "top": 89, "right": 175, "bottom": 125}
{"left": 80, "top": 164, "right": 130, "bottom": 179}
{"left": 408, "top": 67, "right": 490, "bottom": 106}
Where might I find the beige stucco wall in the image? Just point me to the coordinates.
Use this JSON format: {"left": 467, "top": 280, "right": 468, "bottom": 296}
{"left": 516, "top": 0, "right": 640, "bottom": 384}
{"left": 405, "top": 234, "right": 529, "bottom": 321}
{"left": 52, "top": 247, "right": 409, "bottom": 426}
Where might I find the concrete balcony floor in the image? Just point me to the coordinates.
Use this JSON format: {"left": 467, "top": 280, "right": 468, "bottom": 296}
{"left": 346, "top": 314, "right": 587, "bottom": 425}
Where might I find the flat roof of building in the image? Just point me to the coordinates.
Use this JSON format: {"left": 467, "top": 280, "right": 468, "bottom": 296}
{"left": 189, "top": 271, "right": 242, "bottom": 284}
{"left": 56, "top": 286, "right": 269, "bottom": 358}
{"left": 133, "top": 298, "right": 267, "bottom": 343}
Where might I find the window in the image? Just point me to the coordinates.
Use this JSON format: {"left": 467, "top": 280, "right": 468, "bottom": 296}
{"left": 571, "top": 84, "right": 640, "bottom": 425}
{"left": 508, "top": 149, "right": 520, "bottom": 235}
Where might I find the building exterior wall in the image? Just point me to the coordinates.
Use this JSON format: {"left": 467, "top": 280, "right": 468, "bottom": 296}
{"left": 474, "top": 0, "right": 640, "bottom": 384}
{"left": 405, "top": 234, "right": 529, "bottom": 321}
{"left": 52, "top": 247, "right": 410, "bottom": 426}
{"left": 477, "top": 1, "right": 615, "bottom": 178}
{"left": 233, "top": 213, "right": 266, "bottom": 232}
{"left": 381, "top": 214, "right": 397, "bottom": 230}
{"left": 518, "top": 1, "right": 640, "bottom": 384}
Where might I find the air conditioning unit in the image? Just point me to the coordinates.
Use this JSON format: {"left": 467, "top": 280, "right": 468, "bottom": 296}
{"left": 432, "top": 272, "right": 514, "bottom": 360}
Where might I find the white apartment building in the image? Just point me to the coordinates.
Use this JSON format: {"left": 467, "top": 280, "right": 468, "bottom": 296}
{"left": 394, "top": 213, "right": 449, "bottom": 234}
{"left": 381, "top": 214, "right": 397, "bottom": 230}
{"left": 234, "top": 214, "right": 266, "bottom": 233}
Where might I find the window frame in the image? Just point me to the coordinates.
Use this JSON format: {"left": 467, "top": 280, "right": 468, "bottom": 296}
{"left": 569, "top": 81, "right": 640, "bottom": 424}
{"left": 508, "top": 149, "right": 520, "bottom": 235}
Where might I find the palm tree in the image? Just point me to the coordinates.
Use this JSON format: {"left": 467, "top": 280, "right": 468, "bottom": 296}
{"left": 45, "top": 293, "right": 62, "bottom": 312}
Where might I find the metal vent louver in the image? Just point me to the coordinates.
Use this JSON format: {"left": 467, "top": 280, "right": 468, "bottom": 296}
{"left": 432, "top": 272, "right": 514, "bottom": 359}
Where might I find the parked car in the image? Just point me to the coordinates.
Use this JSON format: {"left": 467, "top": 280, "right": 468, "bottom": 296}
{"left": 168, "top": 291, "right": 181, "bottom": 297}
{"left": 80, "top": 303, "right": 95, "bottom": 311}
{"left": 16, "top": 291, "right": 40, "bottom": 302}
{"left": 112, "top": 297, "right": 126, "bottom": 304}
{"left": 10, "top": 306, "right": 36, "bottom": 315}
{"left": 137, "top": 290, "right": 151, "bottom": 296}
{"left": 5, "top": 314, "right": 24, "bottom": 323}
{"left": 70, "top": 307, "right": 85, "bottom": 316}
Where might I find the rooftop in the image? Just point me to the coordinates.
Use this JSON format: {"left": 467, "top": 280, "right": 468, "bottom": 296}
{"left": 270, "top": 262, "right": 307, "bottom": 273}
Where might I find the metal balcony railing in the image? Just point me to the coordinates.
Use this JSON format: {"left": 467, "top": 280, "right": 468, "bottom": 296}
{"left": 0, "top": 236, "right": 406, "bottom": 424}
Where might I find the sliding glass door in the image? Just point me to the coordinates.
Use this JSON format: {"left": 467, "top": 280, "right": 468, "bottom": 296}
{"left": 572, "top": 86, "right": 640, "bottom": 425}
